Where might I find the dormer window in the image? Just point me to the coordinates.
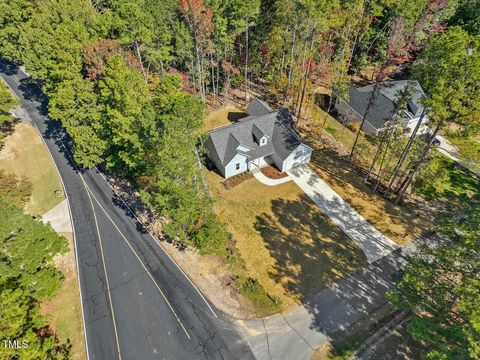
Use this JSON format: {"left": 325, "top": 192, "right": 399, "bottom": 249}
{"left": 252, "top": 124, "right": 268, "bottom": 146}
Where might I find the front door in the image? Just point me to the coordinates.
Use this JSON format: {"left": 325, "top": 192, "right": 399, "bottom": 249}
{"left": 249, "top": 158, "right": 260, "bottom": 172}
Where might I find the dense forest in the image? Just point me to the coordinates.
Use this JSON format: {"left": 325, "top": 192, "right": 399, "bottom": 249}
{"left": 1, "top": 0, "right": 478, "bottom": 240}
{"left": 0, "top": 1, "right": 479, "bottom": 358}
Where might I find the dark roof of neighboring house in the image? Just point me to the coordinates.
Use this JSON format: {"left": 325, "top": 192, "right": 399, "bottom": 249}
{"left": 246, "top": 98, "right": 273, "bottom": 116}
{"left": 207, "top": 101, "right": 311, "bottom": 166}
{"left": 340, "top": 80, "right": 426, "bottom": 130}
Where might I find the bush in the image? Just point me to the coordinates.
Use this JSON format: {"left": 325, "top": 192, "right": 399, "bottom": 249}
{"left": 0, "top": 170, "right": 32, "bottom": 208}
{"left": 193, "top": 216, "right": 228, "bottom": 255}
{"left": 413, "top": 155, "right": 451, "bottom": 199}
{"left": 231, "top": 74, "right": 244, "bottom": 86}
{"left": 235, "top": 275, "right": 281, "bottom": 313}
{"left": 346, "top": 121, "right": 364, "bottom": 136}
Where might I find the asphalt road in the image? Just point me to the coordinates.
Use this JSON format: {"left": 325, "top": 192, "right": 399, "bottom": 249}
{"left": 0, "top": 59, "right": 255, "bottom": 360}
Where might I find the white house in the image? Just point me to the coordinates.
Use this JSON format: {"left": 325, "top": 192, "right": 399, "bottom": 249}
{"left": 204, "top": 99, "right": 312, "bottom": 179}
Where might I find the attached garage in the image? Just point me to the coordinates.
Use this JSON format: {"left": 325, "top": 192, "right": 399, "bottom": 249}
{"left": 205, "top": 99, "right": 313, "bottom": 179}
{"left": 281, "top": 144, "right": 312, "bottom": 172}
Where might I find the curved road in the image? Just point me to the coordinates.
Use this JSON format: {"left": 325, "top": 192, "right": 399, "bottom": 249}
{"left": 0, "top": 60, "right": 254, "bottom": 360}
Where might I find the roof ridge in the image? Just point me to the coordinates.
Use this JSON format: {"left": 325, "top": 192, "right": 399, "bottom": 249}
{"left": 208, "top": 110, "right": 279, "bottom": 134}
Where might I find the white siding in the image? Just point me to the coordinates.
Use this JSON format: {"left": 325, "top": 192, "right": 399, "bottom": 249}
{"left": 281, "top": 145, "right": 312, "bottom": 172}
{"left": 224, "top": 153, "right": 248, "bottom": 178}
{"left": 403, "top": 114, "right": 430, "bottom": 135}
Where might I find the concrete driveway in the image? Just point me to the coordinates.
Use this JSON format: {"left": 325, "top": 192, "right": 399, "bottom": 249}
{"left": 287, "top": 165, "right": 399, "bottom": 264}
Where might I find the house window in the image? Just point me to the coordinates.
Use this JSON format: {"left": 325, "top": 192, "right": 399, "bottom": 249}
{"left": 261, "top": 137, "right": 267, "bottom": 145}
{"left": 235, "top": 163, "right": 240, "bottom": 170}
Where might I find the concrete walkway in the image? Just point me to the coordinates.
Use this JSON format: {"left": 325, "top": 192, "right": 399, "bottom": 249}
{"left": 41, "top": 199, "right": 72, "bottom": 233}
{"left": 252, "top": 168, "right": 292, "bottom": 186}
{"left": 287, "top": 165, "right": 399, "bottom": 264}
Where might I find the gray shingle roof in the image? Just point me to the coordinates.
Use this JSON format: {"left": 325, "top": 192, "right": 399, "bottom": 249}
{"left": 342, "top": 80, "right": 425, "bottom": 129}
{"left": 207, "top": 101, "right": 311, "bottom": 166}
{"left": 251, "top": 123, "right": 265, "bottom": 143}
{"left": 246, "top": 98, "right": 273, "bottom": 116}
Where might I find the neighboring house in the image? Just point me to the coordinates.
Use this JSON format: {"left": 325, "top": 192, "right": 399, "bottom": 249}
{"left": 205, "top": 99, "right": 313, "bottom": 179}
{"left": 334, "top": 80, "right": 429, "bottom": 136}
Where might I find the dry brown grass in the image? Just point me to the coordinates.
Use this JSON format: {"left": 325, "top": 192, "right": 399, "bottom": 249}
{"left": 204, "top": 167, "right": 368, "bottom": 309}
{"left": 203, "top": 106, "right": 247, "bottom": 132}
{"left": 0, "top": 122, "right": 63, "bottom": 215}
{"left": 41, "top": 233, "right": 86, "bottom": 360}
{"left": 308, "top": 143, "right": 433, "bottom": 245}
{"left": 311, "top": 342, "right": 333, "bottom": 360}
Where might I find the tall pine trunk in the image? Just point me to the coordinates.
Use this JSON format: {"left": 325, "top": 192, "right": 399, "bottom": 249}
{"left": 386, "top": 109, "right": 426, "bottom": 196}
{"left": 285, "top": 23, "right": 297, "bottom": 102}
{"left": 210, "top": 53, "right": 216, "bottom": 103}
{"left": 373, "top": 122, "right": 397, "bottom": 191}
{"left": 244, "top": 24, "right": 249, "bottom": 106}
{"left": 135, "top": 42, "right": 147, "bottom": 83}
{"left": 365, "top": 130, "right": 388, "bottom": 182}
{"left": 347, "top": 0, "right": 367, "bottom": 71}
{"left": 395, "top": 121, "right": 442, "bottom": 204}
{"left": 294, "top": 37, "right": 309, "bottom": 113}
{"left": 195, "top": 42, "right": 204, "bottom": 101}
{"left": 319, "top": 94, "right": 334, "bottom": 137}
{"left": 365, "top": 112, "right": 399, "bottom": 182}
{"left": 298, "top": 32, "right": 315, "bottom": 119}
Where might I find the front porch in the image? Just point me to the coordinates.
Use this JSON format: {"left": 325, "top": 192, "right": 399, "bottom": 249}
{"left": 248, "top": 156, "right": 270, "bottom": 173}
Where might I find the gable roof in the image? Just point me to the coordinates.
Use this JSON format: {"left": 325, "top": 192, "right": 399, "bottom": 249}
{"left": 340, "top": 80, "right": 426, "bottom": 129}
{"left": 246, "top": 98, "right": 273, "bottom": 116}
{"left": 207, "top": 101, "right": 311, "bottom": 166}
{"left": 252, "top": 123, "right": 266, "bottom": 142}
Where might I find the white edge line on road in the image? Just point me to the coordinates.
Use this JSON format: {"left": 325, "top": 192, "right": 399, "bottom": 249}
{"left": 1, "top": 70, "right": 96, "bottom": 358}
{"left": 37, "top": 104, "right": 189, "bottom": 351}
{"left": 31, "top": 124, "right": 91, "bottom": 360}
{"left": 83, "top": 180, "right": 123, "bottom": 359}
{"left": 81, "top": 179, "right": 191, "bottom": 340}
{"left": 95, "top": 169, "right": 219, "bottom": 319}
{"left": 18, "top": 70, "right": 216, "bottom": 319}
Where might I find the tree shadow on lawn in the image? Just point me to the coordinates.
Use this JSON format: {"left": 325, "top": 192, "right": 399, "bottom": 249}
{"left": 418, "top": 158, "right": 479, "bottom": 203}
{"left": 309, "top": 147, "right": 433, "bottom": 243}
{"left": 254, "top": 194, "right": 369, "bottom": 304}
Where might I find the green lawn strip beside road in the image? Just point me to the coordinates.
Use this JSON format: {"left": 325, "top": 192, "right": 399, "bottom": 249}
{"left": 0, "top": 110, "right": 85, "bottom": 358}
{"left": 0, "top": 122, "right": 64, "bottom": 215}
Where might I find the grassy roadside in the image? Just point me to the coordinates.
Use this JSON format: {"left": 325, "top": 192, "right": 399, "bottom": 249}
{"left": 0, "top": 121, "right": 85, "bottom": 359}
{"left": 0, "top": 122, "right": 63, "bottom": 215}
{"left": 41, "top": 233, "right": 86, "bottom": 360}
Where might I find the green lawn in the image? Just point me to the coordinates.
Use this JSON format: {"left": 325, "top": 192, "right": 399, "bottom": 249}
{"left": 0, "top": 122, "right": 85, "bottom": 358}
{"left": 0, "top": 122, "right": 63, "bottom": 215}
{"left": 414, "top": 151, "right": 480, "bottom": 201}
